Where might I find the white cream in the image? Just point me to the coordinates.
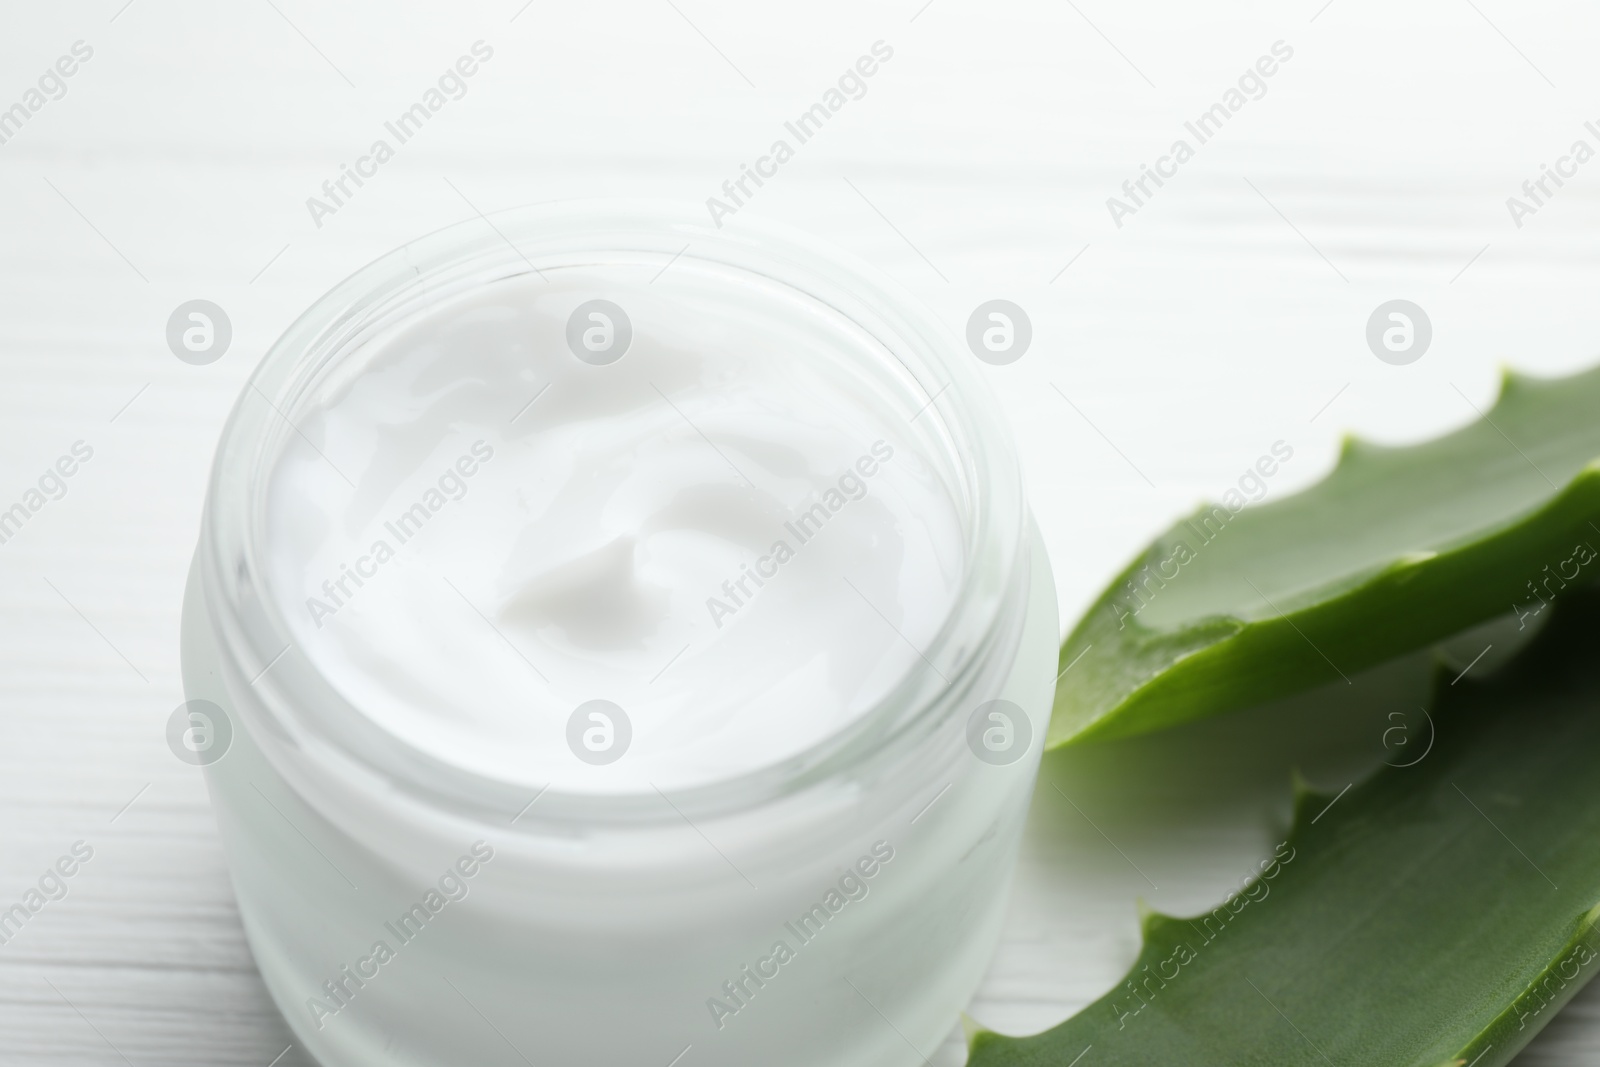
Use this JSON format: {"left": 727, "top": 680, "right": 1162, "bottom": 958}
{"left": 262, "top": 266, "right": 966, "bottom": 793}
{"left": 191, "top": 207, "right": 1058, "bottom": 1067}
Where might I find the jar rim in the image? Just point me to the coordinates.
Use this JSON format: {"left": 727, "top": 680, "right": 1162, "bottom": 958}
{"left": 198, "top": 199, "right": 1030, "bottom": 825}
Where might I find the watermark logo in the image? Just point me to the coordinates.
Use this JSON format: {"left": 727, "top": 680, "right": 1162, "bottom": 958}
{"left": 1513, "top": 539, "right": 1596, "bottom": 630}
{"left": 706, "top": 840, "right": 895, "bottom": 1031}
{"left": 1511, "top": 933, "right": 1599, "bottom": 1032}
{"left": 1366, "top": 300, "right": 1430, "bottom": 365}
{"left": 566, "top": 699, "right": 632, "bottom": 765}
{"left": 966, "top": 300, "right": 1032, "bottom": 365}
{"left": 0, "top": 40, "right": 94, "bottom": 149}
{"left": 1110, "top": 441, "right": 1294, "bottom": 629}
{"left": 0, "top": 440, "right": 93, "bottom": 548}
{"left": 705, "top": 442, "right": 896, "bottom": 628}
{"left": 305, "top": 441, "right": 496, "bottom": 628}
{"left": 1382, "top": 706, "right": 1435, "bottom": 768}
{"left": 0, "top": 840, "right": 94, "bottom": 948}
{"left": 166, "top": 699, "right": 232, "bottom": 766}
{"left": 307, "top": 841, "right": 495, "bottom": 1030}
{"left": 166, "top": 300, "right": 231, "bottom": 365}
{"left": 566, "top": 299, "right": 632, "bottom": 365}
{"left": 705, "top": 41, "right": 895, "bottom": 228}
{"left": 1505, "top": 120, "right": 1600, "bottom": 229}
{"left": 1110, "top": 840, "right": 1296, "bottom": 1031}
{"left": 305, "top": 42, "right": 495, "bottom": 229}
{"left": 966, "top": 699, "right": 1032, "bottom": 765}
{"left": 1106, "top": 40, "right": 1294, "bottom": 228}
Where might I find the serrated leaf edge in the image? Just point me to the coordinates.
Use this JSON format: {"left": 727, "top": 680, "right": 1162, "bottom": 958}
{"left": 1052, "top": 364, "right": 1600, "bottom": 748}
{"left": 967, "top": 759, "right": 1598, "bottom": 1067}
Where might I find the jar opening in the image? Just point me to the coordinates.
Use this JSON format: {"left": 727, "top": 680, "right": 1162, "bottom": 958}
{"left": 200, "top": 201, "right": 1027, "bottom": 821}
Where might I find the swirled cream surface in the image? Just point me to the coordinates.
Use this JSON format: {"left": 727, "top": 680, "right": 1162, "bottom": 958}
{"left": 262, "top": 265, "right": 965, "bottom": 793}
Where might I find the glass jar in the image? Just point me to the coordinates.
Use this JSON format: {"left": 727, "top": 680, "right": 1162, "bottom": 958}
{"left": 181, "top": 202, "right": 1057, "bottom": 1067}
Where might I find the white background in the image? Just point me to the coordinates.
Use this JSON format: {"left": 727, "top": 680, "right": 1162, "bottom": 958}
{"left": 2, "top": 0, "right": 1599, "bottom": 1063}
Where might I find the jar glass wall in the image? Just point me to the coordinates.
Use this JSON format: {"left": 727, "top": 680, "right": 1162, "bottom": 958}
{"left": 181, "top": 202, "right": 1058, "bottom": 1067}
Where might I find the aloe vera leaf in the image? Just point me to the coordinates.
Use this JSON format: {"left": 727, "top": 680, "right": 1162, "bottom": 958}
{"left": 1051, "top": 365, "right": 1600, "bottom": 747}
{"left": 972, "top": 591, "right": 1600, "bottom": 1067}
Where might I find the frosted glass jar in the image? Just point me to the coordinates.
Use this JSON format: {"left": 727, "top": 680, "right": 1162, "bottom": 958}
{"left": 181, "top": 202, "right": 1057, "bottom": 1067}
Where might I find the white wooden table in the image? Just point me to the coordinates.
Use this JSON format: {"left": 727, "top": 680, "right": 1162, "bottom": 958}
{"left": 4, "top": 0, "right": 1600, "bottom": 1062}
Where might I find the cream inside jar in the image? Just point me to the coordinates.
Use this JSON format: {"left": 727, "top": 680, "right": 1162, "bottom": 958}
{"left": 189, "top": 204, "right": 1053, "bottom": 1067}
{"left": 262, "top": 266, "right": 966, "bottom": 794}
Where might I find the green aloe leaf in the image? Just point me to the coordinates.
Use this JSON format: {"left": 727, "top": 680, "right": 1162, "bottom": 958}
{"left": 1052, "top": 364, "right": 1600, "bottom": 747}
{"left": 971, "top": 590, "right": 1600, "bottom": 1067}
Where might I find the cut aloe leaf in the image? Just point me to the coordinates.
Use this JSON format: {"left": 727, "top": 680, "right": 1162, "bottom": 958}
{"left": 972, "top": 591, "right": 1600, "bottom": 1067}
{"left": 1052, "top": 364, "right": 1600, "bottom": 746}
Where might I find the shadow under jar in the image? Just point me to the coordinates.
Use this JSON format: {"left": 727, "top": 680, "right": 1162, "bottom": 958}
{"left": 181, "top": 202, "right": 1057, "bottom": 1067}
